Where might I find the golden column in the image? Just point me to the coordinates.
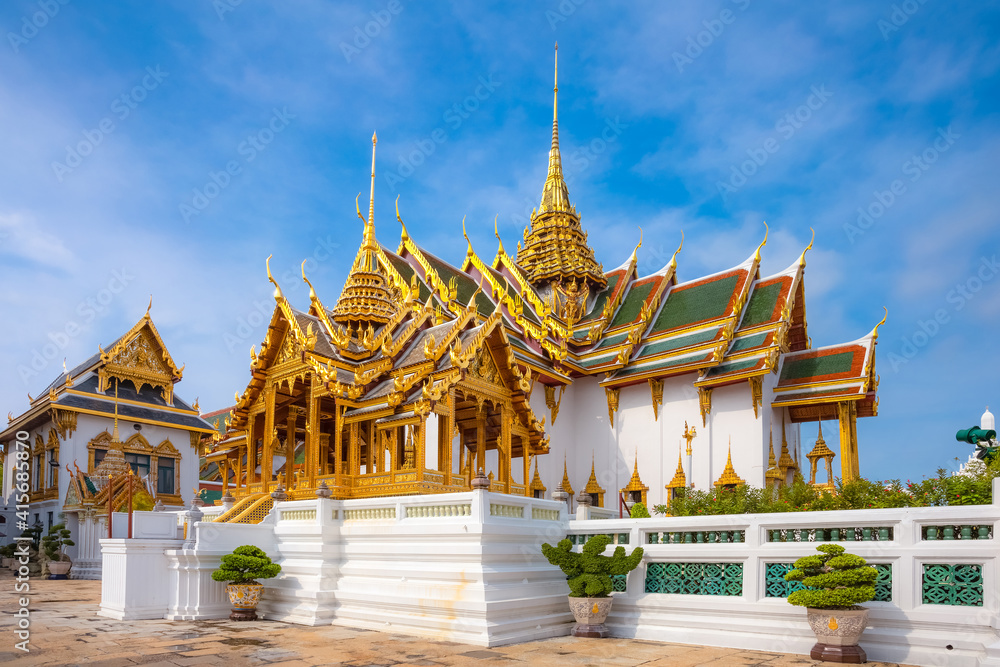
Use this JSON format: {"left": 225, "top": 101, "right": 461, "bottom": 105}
{"left": 837, "top": 401, "right": 860, "bottom": 481}
{"left": 305, "top": 376, "right": 321, "bottom": 488}
{"left": 475, "top": 403, "right": 486, "bottom": 474}
{"left": 286, "top": 406, "right": 303, "bottom": 489}
{"left": 262, "top": 381, "right": 276, "bottom": 493}
{"left": 245, "top": 414, "right": 256, "bottom": 485}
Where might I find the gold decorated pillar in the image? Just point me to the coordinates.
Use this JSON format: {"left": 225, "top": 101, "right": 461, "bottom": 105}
{"left": 246, "top": 415, "right": 256, "bottom": 484}
{"left": 306, "top": 377, "right": 321, "bottom": 488}
{"left": 286, "top": 406, "right": 303, "bottom": 489}
{"left": 837, "top": 401, "right": 860, "bottom": 481}
{"left": 349, "top": 421, "right": 359, "bottom": 476}
{"left": 500, "top": 404, "right": 512, "bottom": 494}
{"left": 262, "top": 382, "right": 276, "bottom": 493}
{"left": 221, "top": 459, "right": 229, "bottom": 495}
{"left": 235, "top": 446, "right": 243, "bottom": 491}
{"left": 521, "top": 437, "right": 529, "bottom": 496}
{"left": 475, "top": 403, "right": 486, "bottom": 475}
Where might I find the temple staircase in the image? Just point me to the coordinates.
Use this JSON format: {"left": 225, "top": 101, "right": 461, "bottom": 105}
{"left": 212, "top": 493, "right": 274, "bottom": 524}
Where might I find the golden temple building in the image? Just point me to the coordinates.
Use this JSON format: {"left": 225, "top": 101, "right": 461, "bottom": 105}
{"left": 206, "top": 48, "right": 883, "bottom": 515}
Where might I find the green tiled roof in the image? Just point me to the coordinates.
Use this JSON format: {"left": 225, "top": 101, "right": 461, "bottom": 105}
{"left": 581, "top": 273, "right": 622, "bottom": 322}
{"left": 575, "top": 353, "right": 618, "bottom": 369}
{"left": 653, "top": 274, "right": 740, "bottom": 333}
{"left": 423, "top": 252, "right": 494, "bottom": 315}
{"left": 728, "top": 332, "right": 769, "bottom": 354}
{"left": 383, "top": 252, "right": 432, "bottom": 301}
{"left": 594, "top": 331, "right": 629, "bottom": 351}
{"left": 780, "top": 351, "right": 855, "bottom": 382}
{"left": 637, "top": 328, "right": 718, "bottom": 358}
{"left": 703, "top": 357, "right": 762, "bottom": 379}
{"left": 609, "top": 353, "right": 709, "bottom": 379}
{"left": 741, "top": 281, "right": 783, "bottom": 328}
{"left": 609, "top": 281, "right": 655, "bottom": 329}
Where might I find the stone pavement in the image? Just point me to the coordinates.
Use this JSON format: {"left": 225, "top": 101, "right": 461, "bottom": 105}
{"left": 0, "top": 569, "right": 915, "bottom": 667}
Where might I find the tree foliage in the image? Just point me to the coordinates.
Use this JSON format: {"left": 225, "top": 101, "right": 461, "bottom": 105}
{"left": 211, "top": 545, "right": 281, "bottom": 585}
{"left": 785, "top": 544, "right": 877, "bottom": 609}
{"left": 541, "top": 535, "right": 643, "bottom": 598}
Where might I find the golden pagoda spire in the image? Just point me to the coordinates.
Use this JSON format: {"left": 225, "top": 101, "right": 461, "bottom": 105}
{"left": 777, "top": 410, "right": 798, "bottom": 475}
{"left": 621, "top": 452, "right": 649, "bottom": 504}
{"left": 666, "top": 445, "right": 687, "bottom": 490}
{"left": 94, "top": 381, "right": 131, "bottom": 485}
{"left": 516, "top": 44, "right": 606, "bottom": 296}
{"left": 331, "top": 133, "right": 399, "bottom": 327}
{"left": 560, "top": 454, "right": 574, "bottom": 497}
{"left": 765, "top": 431, "right": 782, "bottom": 485}
{"left": 714, "top": 439, "right": 745, "bottom": 488}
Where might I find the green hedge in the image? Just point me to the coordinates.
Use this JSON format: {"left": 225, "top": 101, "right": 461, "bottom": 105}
{"left": 653, "top": 459, "right": 999, "bottom": 517}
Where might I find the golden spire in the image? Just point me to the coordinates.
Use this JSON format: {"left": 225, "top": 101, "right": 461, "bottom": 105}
{"left": 766, "top": 432, "right": 782, "bottom": 483}
{"left": 331, "top": 134, "right": 399, "bottom": 327}
{"left": 516, "top": 44, "right": 606, "bottom": 291}
{"left": 560, "top": 455, "right": 574, "bottom": 497}
{"left": 666, "top": 445, "right": 687, "bottom": 489}
{"left": 621, "top": 452, "right": 649, "bottom": 500}
{"left": 94, "top": 381, "right": 130, "bottom": 484}
{"left": 777, "top": 411, "right": 798, "bottom": 473}
{"left": 714, "top": 439, "right": 745, "bottom": 488}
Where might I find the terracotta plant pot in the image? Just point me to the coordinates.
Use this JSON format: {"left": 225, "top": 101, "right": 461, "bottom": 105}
{"left": 806, "top": 607, "right": 870, "bottom": 663}
{"left": 226, "top": 583, "right": 264, "bottom": 621}
{"left": 48, "top": 561, "right": 72, "bottom": 579}
{"left": 568, "top": 596, "right": 614, "bottom": 638}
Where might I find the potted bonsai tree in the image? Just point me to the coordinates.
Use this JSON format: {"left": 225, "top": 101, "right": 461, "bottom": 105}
{"left": 542, "top": 534, "right": 643, "bottom": 637}
{"left": 40, "top": 523, "right": 75, "bottom": 579}
{"left": 0, "top": 543, "right": 16, "bottom": 568}
{"left": 784, "top": 543, "right": 877, "bottom": 663}
{"left": 211, "top": 544, "right": 281, "bottom": 621}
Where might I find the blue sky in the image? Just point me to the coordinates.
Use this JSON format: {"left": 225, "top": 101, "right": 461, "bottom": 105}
{"left": 1, "top": 1, "right": 998, "bottom": 483}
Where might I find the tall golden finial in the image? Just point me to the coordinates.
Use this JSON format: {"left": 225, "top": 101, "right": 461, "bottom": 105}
{"left": 368, "top": 132, "right": 377, "bottom": 225}
{"left": 111, "top": 381, "right": 121, "bottom": 443}
{"left": 539, "top": 42, "right": 570, "bottom": 214}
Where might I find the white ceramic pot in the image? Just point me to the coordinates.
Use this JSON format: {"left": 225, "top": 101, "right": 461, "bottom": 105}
{"left": 48, "top": 561, "right": 72, "bottom": 577}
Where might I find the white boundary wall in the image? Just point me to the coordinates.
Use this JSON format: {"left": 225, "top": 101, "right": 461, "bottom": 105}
{"left": 98, "top": 481, "right": 1000, "bottom": 663}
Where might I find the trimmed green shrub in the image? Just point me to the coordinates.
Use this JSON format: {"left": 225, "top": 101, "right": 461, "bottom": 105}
{"left": 784, "top": 544, "right": 876, "bottom": 609}
{"left": 211, "top": 545, "right": 281, "bottom": 586}
{"left": 40, "top": 524, "right": 75, "bottom": 563}
{"left": 541, "top": 535, "right": 643, "bottom": 597}
{"left": 629, "top": 502, "right": 650, "bottom": 518}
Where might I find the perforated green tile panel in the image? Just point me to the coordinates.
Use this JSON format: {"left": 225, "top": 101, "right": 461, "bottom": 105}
{"left": 609, "top": 282, "right": 655, "bottom": 329}
{"left": 922, "top": 564, "right": 983, "bottom": 606}
{"left": 765, "top": 562, "right": 891, "bottom": 601}
{"left": 779, "top": 351, "right": 855, "bottom": 382}
{"left": 653, "top": 275, "right": 740, "bottom": 333}
{"left": 644, "top": 562, "right": 743, "bottom": 596}
{"left": 612, "top": 574, "right": 627, "bottom": 592}
{"left": 741, "top": 282, "right": 783, "bottom": 328}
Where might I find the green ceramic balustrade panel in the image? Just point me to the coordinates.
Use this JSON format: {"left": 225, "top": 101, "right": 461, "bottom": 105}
{"left": 644, "top": 562, "right": 744, "bottom": 596}
{"left": 611, "top": 574, "right": 627, "bottom": 592}
{"left": 646, "top": 530, "right": 746, "bottom": 544}
{"left": 764, "top": 562, "right": 806, "bottom": 598}
{"left": 921, "top": 525, "right": 994, "bottom": 540}
{"left": 922, "top": 564, "right": 984, "bottom": 606}
{"left": 764, "top": 563, "right": 892, "bottom": 602}
{"left": 567, "top": 533, "right": 630, "bottom": 546}
{"left": 766, "top": 526, "right": 893, "bottom": 542}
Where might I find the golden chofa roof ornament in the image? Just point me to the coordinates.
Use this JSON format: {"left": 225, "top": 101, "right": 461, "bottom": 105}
{"left": 331, "top": 132, "right": 399, "bottom": 327}
{"left": 516, "top": 44, "right": 606, "bottom": 294}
